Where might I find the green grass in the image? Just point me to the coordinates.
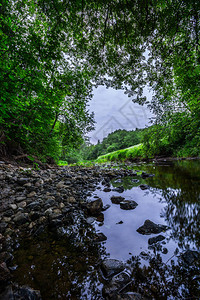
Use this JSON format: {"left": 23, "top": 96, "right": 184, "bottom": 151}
{"left": 58, "top": 160, "right": 68, "bottom": 166}
{"left": 96, "top": 143, "right": 146, "bottom": 163}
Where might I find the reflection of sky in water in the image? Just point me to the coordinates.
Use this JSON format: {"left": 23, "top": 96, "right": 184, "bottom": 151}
{"left": 90, "top": 184, "right": 178, "bottom": 262}
{"left": 12, "top": 160, "right": 200, "bottom": 299}
{"left": 88, "top": 160, "right": 200, "bottom": 263}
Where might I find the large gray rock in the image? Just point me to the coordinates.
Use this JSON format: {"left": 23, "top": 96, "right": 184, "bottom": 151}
{"left": 87, "top": 198, "right": 103, "bottom": 215}
{"left": 101, "top": 259, "right": 124, "bottom": 277}
{"left": 137, "top": 220, "right": 169, "bottom": 235}
{"left": 120, "top": 200, "right": 138, "bottom": 210}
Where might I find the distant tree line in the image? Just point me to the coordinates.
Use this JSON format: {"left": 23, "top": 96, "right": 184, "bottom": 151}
{"left": 82, "top": 129, "right": 144, "bottom": 160}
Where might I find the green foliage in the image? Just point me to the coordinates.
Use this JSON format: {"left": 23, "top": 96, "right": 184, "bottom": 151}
{"left": 0, "top": 0, "right": 199, "bottom": 161}
{"left": 96, "top": 144, "right": 144, "bottom": 163}
{"left": 142, "top": 113, "right": 200, "bottom": 158}
{"left": 83, "top": 129, "right": 144, "bottom": 160}
{"left": 0, "top": 0, "right": 94, "bottom": 161}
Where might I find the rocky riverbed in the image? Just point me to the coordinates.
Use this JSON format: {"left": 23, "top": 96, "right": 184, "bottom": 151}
{"left": 0, "top": 160, "right": 199, "bottom": 299}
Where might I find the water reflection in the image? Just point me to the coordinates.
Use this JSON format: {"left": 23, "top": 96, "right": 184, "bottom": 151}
{"left": 12, "top": 160, "right": 200, "bottom": 299}
{"left": 13, "top": 224, "right": 106, "bottom": 299}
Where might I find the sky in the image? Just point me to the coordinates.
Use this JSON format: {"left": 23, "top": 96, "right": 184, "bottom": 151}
{"left": 87, "top": 86, "right": 153, "bottom": 144}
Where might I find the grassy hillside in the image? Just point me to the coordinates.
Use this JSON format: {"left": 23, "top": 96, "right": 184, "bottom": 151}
{"left": 96, "top": 143, "right": 145, "bottom": 163}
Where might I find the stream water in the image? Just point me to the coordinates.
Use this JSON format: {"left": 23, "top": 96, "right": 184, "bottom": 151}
{"left": 12, "top": 160, "right": 200, "bottom": 299}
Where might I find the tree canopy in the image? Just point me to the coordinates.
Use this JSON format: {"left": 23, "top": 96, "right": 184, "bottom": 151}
{"left": 0, "top": 0, "right": 199, "bottom": 161}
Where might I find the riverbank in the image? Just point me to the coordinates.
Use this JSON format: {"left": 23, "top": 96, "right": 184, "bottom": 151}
{"left": 0, "top": 161, "right": 145, "bottom": 299}
{"left": 0, "top": 160, "right": 199, "bottom": 299}
{"left": 95, "top": 143, "right": 200, "bottom": 164}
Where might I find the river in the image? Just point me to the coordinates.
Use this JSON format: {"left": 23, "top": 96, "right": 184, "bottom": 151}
{"left": 12, "top": 159, "right": 200, "bottom": 299}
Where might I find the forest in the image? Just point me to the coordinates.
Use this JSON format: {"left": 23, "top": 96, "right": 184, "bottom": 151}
{"left": 0, "top": 0, "right": 199, "bottom": 163}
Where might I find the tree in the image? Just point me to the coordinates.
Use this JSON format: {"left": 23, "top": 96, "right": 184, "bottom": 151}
{"left": 1, "top": 0, "right": 199, "bottom": 160}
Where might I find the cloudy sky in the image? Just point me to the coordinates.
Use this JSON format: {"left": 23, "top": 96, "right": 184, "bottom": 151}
{"left": 87, "top": 86, "right": 153, "bottom": 144}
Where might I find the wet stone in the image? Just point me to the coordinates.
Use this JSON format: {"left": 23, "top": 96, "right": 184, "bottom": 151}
{"left": 15, "top": 196, "right": 26, "bottom": 203}
{"left": 148, "top": 235, "right": 165, "bottom": 245}
{"left": 141, "top": 172, "right": 154, "bottom": 179}
{"left": 10, "top": 204, "right": 17, "bottom": 210}
{"left": 103, "top": 187, "right": 112, "bottom": 192}
{"left": 137, "top": 220, "right": 169, "bottom": 235}
{"left": 0, "top": 223, "right": 8, "bottom": 234}
{"left": 17, "top": 178, "right": 30, "bottom": 185}
{"left": 27, "top": 191, "right": 37, "bottom": 198}
{"left": 102, "top": 204, "right": 111, "bottom": 211}
{"left": 181, "top": 250, "right": 199, "bottom": 265}
{"left": 116, "top": 220, "right": 123, "bottom": 224}
{"left": 12, "top": 285, "right": 42, "bottom": 300}
{"left": 86, "top": 217, "right": 95, "bottom": 224}
{"left": 103, "top": 270, "right": 131, "bottom": 297}
{"left": 26, "top": 201, "right": 41, "bottom": 210}
{"left": 94, "top": 232, "right": 107, "bottom": 242}
{"left": 112, "top": 186, "right": 124, "bottom": 193}
{"left": 120, "top": 200, "right": 138, "bottom": 210}
{"left": 87, "top": 198, "right": 103, "bottom": 216}
{"left": 111, "top": 196, "right": 125, "bottom": 204}
{"left": 13, "top": 213, "right": 29, "bottom": 226}
{"left": 0, "top": 262, "right": 11, "bottom": 284}
{"left": 139, "top": 184, "right": 149, "bottom": 190}
{"left": 162, "top": 248, "right": 168, "bottom": 254}
{"left": 101, "top": 259, "right": 124, "bottom": 278}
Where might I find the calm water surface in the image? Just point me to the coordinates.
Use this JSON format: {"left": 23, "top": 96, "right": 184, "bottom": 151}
{"left": 12, "top": 160, "right": 200, "bottom": 299}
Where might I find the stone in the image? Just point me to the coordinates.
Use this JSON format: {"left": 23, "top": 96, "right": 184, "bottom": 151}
{"left": 10, "top": 204, "right": 17, "bottom": 210}
{"left": 181, "top": 250, "right": 199, "bottom": 265}
{"left": 94, "top": 232, "right": 107, "bottom": 242}
{"left": 111, "top": 196, "right": 125, "bottom": 204}
{"left": 103, "top": 187, "right": 112, "bottom": 192}
{"left": 0, "top": 223, "right": 8, "bottom": 234}
{"left": 17, "top": 178, "right": 30, "bottom": 185}
{"left": 13, "top": 212, "right": 29, "bottom": 226}
{"left": 56, "top": 181, "right": 65, "bottom": 189}
{"left": 112, "top": 186, "right": 124, "bottom": 193}
{"left": 103, "top": 270, "right": 131, "bottom": 297}
{"left": 101, "top": 259, "right": 124, "bottom": 278}
{"left": 29, "top": 211, "right": 40, "bottom": 221}
{"left": 24, "top": 182, "right": 32, "bottom": 187}
{"left": 116, "top": 220, "right": 123, "bottom": 224}
{"left": 18, "top": 201, "right": 27, "bottom": 208}
{"left": 13, "top": 285, "right": 42, "bottom": 300}
{"left": 86, "top": 217, "right": 95, "bottom": 224}
{"left": 120, "top": 200, "right": 138, "bottom": 210}
{"left": 139, "top": 184, "right": 149, "bottom": 190}
{"left": 59, "top": 202, "right": 65, "bottom": 209}
{"left": 87, "top": 198, "right": 103, "bottom": 216}
{"left": 16, "top": 196, "right": 26, "bottom": 203}
{"left": 141, "top": 172, "right": 154, "bottom": 179}
{"left": 27, "top": 191, "right": 36, "bottom": 198}
{"left": 102, "top": 204, "right": 111, "bottom": 211}
{"left": 26, "top": 201, "right": 40, "bottom": 210}
{"left": 162, "top": 248, "right": 168, "bottom": 254}
{"left": 148, "top": 235, "right": 165, "bottom": 245}
{"left": 3, "top": 217, "right": 11, "bottom": 223}
{"left": 137, "top": 220, "right": 169, "bottom": 235}
{"left": 67, "top": 196, "right": 76, "bottom": 204}
{"left": 0, "top": 262, "right": 11, "bottom": 283}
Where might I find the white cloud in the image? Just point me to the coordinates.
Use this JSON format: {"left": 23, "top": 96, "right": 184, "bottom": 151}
{"left": 87, "top": 86, "right": 153, "bottom": 144}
